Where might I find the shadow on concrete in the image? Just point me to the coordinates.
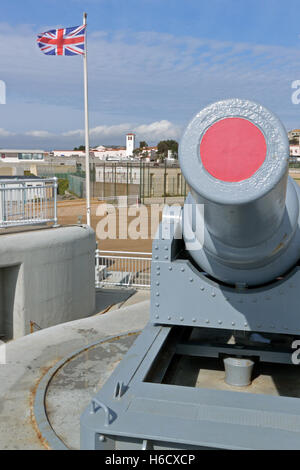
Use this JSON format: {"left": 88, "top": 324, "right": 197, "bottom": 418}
{"left": 95, "top": 287, "right": 136, "bottom": 313}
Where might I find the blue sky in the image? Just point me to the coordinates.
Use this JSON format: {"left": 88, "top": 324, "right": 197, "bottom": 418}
{"left": 1, "top": 0, "right": 300, "bottom": 149}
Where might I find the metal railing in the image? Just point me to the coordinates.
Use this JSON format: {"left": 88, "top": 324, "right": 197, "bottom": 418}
{"left": 0, "top": 177, "right": 58, "bottom": 228}
{"left": 95, "top": 250, "right": 152, "bottom": 288}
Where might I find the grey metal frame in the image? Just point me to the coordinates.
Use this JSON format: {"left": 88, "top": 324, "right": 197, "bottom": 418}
{"left": 151, "top": 240, "right": 300, "bottom": 336}
{"left": 81, "top": 321, "right": 300, "bottom": 450}
{"left": 81, "top": 100, "right": 300, "bottom": 450}
{"left": 81, "top": 217, "right": 300, "bottom": 450}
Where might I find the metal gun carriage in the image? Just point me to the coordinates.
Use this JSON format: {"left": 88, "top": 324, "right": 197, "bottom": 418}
{"left": 81, "top": 99, "right": 300, "bottom": 450}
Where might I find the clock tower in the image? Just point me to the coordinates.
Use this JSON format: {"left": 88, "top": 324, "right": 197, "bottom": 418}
{"left": 126, "top": 133, "right": 135, "bottom": 157}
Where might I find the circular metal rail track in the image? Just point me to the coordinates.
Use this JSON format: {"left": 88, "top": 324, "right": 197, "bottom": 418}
{"left": 33, "top": 331, "right": 140, "bottom": 450}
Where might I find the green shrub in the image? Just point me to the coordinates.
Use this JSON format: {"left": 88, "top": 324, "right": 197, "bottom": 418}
{"left": 58, "top": 178, "right": 69, "bottom": 195}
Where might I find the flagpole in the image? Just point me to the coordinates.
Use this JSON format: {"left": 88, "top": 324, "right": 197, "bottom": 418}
{"left": 83, "top": 12, "right": 91, "bottom": 226}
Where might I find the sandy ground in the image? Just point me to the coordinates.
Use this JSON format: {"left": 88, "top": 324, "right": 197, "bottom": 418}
{"left": 57, "top": 197, "right": 167, "bottom": 252}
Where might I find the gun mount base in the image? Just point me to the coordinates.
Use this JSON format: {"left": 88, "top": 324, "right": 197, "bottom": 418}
{"left": 81, "top": 318, "right": 300, "bottom": 450}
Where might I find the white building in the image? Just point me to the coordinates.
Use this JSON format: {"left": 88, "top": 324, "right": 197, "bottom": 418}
{"left": 139, "top": 146, "right": 158, "bottom": 162}
{"left": 0, "top": 176, "right": 46, "bottom": 217}
{"left": 52, "top": 131, "right": 137, "bottom": 162}
{"left": 92, "top": 146, "right": 126, "bottom": 161}
{"left": 0, "top": 149, "right": 45, "bottom": 163}
{"left": 290, "top": 145, "right": 300, "bottom": 157}
{"left": 96, "top": 165, "right": 141, "bottom": 184}
{"left": 289, "top": 130, "right": 300, "bottom": 141}
{"left": 51, "top": 150, "right": 86, "bottom": 158}
{"left": 126, "top": 133, "right": 135, "bottom": 157}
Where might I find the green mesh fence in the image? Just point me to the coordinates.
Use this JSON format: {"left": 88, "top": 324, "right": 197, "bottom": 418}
{"left": 38, "top": 163, "right": 189, "bottom": 202}
{"left": 39, "top": 172, "right": 85, "bottom": 198}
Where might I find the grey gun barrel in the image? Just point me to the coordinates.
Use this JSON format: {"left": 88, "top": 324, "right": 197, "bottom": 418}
{"left": 179, "top": 99, "right": 300, "bottom": 286}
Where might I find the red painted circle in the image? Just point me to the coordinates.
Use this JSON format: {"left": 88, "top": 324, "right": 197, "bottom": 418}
{"left": 200, "top": 117, "right": 267, "bottom": 182}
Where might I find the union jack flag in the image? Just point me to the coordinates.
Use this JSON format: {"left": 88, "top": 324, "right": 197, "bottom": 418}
{"left": 37, "top": 25, "right": 86, "bottom": 56}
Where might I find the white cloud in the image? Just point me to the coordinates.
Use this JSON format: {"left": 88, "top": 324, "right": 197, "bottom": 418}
{"left": 25, "top": 130, "right": 54, "bottom": 138}
{"left": 62, "top": 120, "right": 180, "bottom": 143}
{"left": 0, "top": 128, "right": 14, "bottom": 137}
{"left": 62, "top": 123, "right": 131, "bottom": 139}
{"left": 134, "top": 120, "right": 181, "bottom": 140}
{"left": 90, "top": 124, "right": 131, "bottom": 138}
{"left": 61, "top": 129, "right": 84, "bottom": 138}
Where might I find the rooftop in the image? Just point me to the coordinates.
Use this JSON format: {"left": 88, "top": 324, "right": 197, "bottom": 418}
{"left": 0, "top": 149, "right": 45, "bottom": 153}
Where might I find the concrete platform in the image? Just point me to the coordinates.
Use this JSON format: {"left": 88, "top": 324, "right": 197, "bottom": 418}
{"left": 0, "top": 300, "right": 149, "bottom": 450}
{"left": 2, "top": 294, "right": 299, "bottom": 450}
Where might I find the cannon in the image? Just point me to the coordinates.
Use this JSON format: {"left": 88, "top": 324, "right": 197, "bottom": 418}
{"left": 81, "top": 99, "right": 300, "bottom": 450}
{"left": 180, "top": 99, "right": 300, "bottom": 286}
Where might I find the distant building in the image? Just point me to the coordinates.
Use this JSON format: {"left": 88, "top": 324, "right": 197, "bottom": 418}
{"left": 95, "top": 165, "right": 141, "bottom": 184}
{"left": 166, "top": 149, "right": 178, "bottom": 162}
{"left": 0, "top": 175, "right": 44, "bottom": 204}
{"left": 290, "top": 144, "right": 300, "bottom": 158}
{"left": 0, "top": 149, "right": 45, "bottom": 163}
{"left": 139, "top": 146, "right": 158, "bottom": 162}
{"left": 51, "top": 150, "right": 86, "bottom": 158}
{"left": 52, "top": 132, "right": 137, "bottom": 162}
{"left": 92, "top": 146, "right": 126, "bottom": 161}
{"left": 288, "top": 130, "right": 300, "bottom": 141}
{"left": 126, "top": 133, "right": 135, "bottom": 157}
